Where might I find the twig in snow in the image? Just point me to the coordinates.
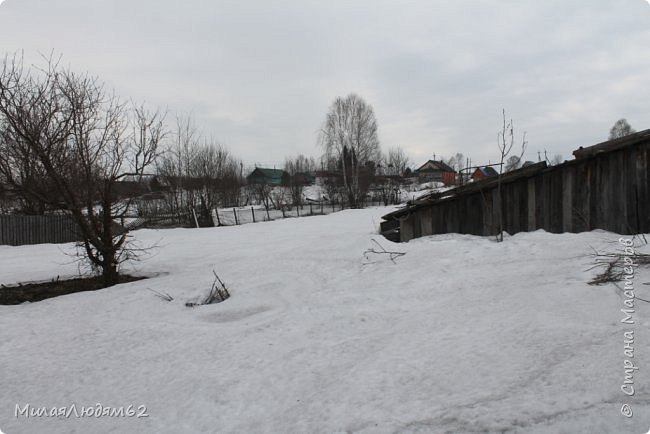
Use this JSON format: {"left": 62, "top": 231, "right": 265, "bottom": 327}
{"left": 363, "top": 238, "right": 406, "bottom": 264}
{"left": 587, "top": 250, "right": 650, "bottom": 286}
{"left": 149, "top": 288, "right": 174, "bottom": 302}
{"left": 186, "top": 269, "right": 230, "bottom": 307}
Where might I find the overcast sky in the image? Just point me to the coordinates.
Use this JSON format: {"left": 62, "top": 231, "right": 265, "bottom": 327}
{"left": 1, "top": 0, "right": 649, "bottom": 169}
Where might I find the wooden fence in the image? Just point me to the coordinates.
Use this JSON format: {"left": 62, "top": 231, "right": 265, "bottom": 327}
{"left": 135, "top": 199, "right": 383, "bottom": 229}
{"left": 213, "top": 201, "right": 348, "bottom": 227}
{"left": 0, "top": 214, "right": 81, "bottom": 246}
{"left": 383, "top": 131, "right": 650, "bottom": 242}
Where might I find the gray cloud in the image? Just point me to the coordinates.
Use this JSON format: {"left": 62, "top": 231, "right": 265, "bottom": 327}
{"left": 1, "top": 0, "right": 649, "bottom": 167}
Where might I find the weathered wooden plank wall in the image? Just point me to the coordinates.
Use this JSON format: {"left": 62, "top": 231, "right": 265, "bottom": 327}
{"left": 0, "top": 215, "right": 81, "bottom": 246}
{"left": 398, "top": 142, "right": 650, "bottom": 241}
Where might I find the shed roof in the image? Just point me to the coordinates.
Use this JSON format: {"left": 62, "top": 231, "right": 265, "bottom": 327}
{"left": 573, "top": 129, "right": 650, "bottom": 159}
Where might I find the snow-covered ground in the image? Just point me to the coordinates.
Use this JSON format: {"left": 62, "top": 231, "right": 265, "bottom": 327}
{"left": 1, "top": 207, "right": 649, "bottom": 433}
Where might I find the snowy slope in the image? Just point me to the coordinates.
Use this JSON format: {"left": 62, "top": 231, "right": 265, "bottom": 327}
{"left": 1, "top": 208, "right": 649, "bottom": 434}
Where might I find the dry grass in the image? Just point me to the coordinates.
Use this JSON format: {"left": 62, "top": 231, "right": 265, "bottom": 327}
{"left": 588, "top": 251, "right": 650, "bottom": 286}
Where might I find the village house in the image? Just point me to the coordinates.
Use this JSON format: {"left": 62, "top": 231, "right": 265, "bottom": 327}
{"left": 471, "top": 166, "right": 499, "bottom": 181}
{"left": 414, "top": 160, "right": 456, "bottom": 185}
{"left": 246, "top": 168, "right": 290, "bottom": 186}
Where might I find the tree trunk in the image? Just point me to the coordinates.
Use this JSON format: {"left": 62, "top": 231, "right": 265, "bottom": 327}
{"left": 101, "top": 260, "right": 120, "bottom": 286}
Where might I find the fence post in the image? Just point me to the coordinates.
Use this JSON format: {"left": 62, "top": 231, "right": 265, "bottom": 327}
{"left": 211, "top": 209, "right": 221, "bottom": 227}
{"left": 297, "top": 206, "right": 300, "bottom": 217}
{"left": 310, "top": 203, "right": 313, "bottom": 215}
{"left": 281, "top": 206, "right": 285, "bottom": 218}
{"left": 215, "top": 209, "right": 221, "bottom": 226}
{"left": 233, "top": 208, "right": 239, "bottom": 225}
{"left": 251, "top": 206, "right": 255, "bottom": 223}
{"left": 191, "top": 207, "right": 200, "bottom": 228}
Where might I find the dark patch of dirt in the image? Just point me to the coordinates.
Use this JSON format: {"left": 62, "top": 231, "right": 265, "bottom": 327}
{"left": 0, "top": 275, "right": 147, "bottom": 305}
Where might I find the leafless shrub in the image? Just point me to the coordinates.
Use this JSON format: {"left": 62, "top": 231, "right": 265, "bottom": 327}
{"left": 185, "top": 270, "right": 230, "bottom": 307}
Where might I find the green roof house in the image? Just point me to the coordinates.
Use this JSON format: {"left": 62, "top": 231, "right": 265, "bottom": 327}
{"left": 246, "top": 168, "right": 289, "bottom": 186}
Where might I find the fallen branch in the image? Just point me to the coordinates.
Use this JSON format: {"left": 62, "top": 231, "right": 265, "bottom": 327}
{"left": 363, "top": 238, "right": 406, "bottom": 264}
{"left": 587, "top": 248, "right": 650, "bottom": 286}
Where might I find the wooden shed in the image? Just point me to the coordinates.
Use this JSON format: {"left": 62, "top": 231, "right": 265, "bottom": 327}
{"left": 382, "top": 130, "right": 650, "bottom": 242}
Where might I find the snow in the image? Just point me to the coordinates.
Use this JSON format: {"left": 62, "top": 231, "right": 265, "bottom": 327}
{"left": 1, "top": 208, "right": 649, "bottom": 433}
{"left": 405, "top": 182, "right": 455, "bottom": 201}
{"left": 302, "top": 184, "right": 326, "bottom": 202}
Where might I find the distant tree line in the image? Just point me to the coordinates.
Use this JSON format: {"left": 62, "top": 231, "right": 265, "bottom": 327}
{"left": 155, "top": 116, "right": 243, "bottom": 226}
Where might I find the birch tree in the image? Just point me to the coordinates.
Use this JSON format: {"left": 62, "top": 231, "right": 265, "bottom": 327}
{"left": 609, "top": 118, "right": 635, "bottom": 140}
{"left": 319, "top": 93, "right": 380, "bottom": 208}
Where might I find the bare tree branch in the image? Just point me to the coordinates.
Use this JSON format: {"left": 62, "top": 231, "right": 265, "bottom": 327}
{"left": 0, "top": 53, "right": 166, "bottom": 285}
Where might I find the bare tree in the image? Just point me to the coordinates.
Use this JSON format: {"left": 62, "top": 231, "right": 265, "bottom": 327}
{"left": 386, "top": 146, "right": 410, "bottom": 176}
{"left": 445, "top": 152, "right": 468, "bottom": 184}
{"left": 550, "top": 154, "right": 563, "bottom": 166}
{"left": 269, "top": 186, "right": 289, "bottom": 214}
{"left": 191, "top": 142, "right": 241, "bottom": 224}
{"left": 445, "top": 152, "right": 466, "bottom": 172}
{"left": 155, "top": 115, "right": 200, "bottom": 225}
{"left": 319, "top": 93, "right": 381, "bottom": 208}
{"left": 504, "top": 155, "right": 521, "bottom": 172}
{"left": 284, "top": 154, "right": 316, "bottom": 208}
{"left": 374, "top": 174, "right": 400, "bottom": 206}
{"left": 156, "top": 116, "right": 242, "bottom": 225}
{"left": 251, "top": 180, "right": 273, "bottom": 220}
{"left": 0, "top": 125, "right": 54, "bottom": 214}
{"left": 375, "top": 147, "right": 408, "bottom": 205}
{"left": 609, "top": 118, "right": 635, "bottom": 140}
{"left": 495, "top": 109, "right": 527, "bottom": 242}
{"left": 0, "top": 53, "right": 165, "bottom": 285}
